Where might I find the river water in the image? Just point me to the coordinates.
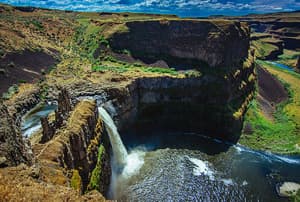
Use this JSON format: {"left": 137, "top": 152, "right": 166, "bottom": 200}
{"left": 267, "top": 61, "right": 294, "bottom": 72}
{"left": 21, "top": 103, "right": 57, "bottom": 137}
{"left": 113, "top": 131, "right": 300, "bottom": 201}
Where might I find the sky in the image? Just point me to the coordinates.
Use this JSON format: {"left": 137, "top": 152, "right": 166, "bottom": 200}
{"left": 0, "top": 0, "right": 300, "bottom": 17}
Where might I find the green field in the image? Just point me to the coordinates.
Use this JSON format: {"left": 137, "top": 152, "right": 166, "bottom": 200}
{"left": 239, "top": 61, "right": 300, "bottom": 154}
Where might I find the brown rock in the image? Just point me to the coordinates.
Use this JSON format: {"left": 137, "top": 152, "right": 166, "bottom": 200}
{"left": 40, "top": 116, "right": 55, "bottom": 144}
{"left": 55, "top": 88, "right": 72, "bottom": 127}
{"left": 296, "top": 56, "right": 300, "bottom": 71}
{"left": 0, "top": 100, "right": 32, "bottom": 167}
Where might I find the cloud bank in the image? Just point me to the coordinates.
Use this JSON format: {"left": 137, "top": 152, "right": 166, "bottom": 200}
{"left": 1, "top": 0, "right": 299, "bottom": 16}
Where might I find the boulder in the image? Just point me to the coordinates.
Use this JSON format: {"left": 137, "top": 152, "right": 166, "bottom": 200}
{"left": 277, "top": 182, "right": 300, "bottom": 197}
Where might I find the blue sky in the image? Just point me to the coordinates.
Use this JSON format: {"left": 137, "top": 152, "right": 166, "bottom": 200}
{"left": 1, "top": 0, "right": 300, "bottom": 16}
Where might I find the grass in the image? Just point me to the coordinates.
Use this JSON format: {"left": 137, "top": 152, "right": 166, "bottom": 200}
{"left": 240, "top": 60, "right": 300, "bottom": 154}
{"left": 251, "top": 39, "right": 279, "bottom": 59}
{"left": 262, "top": 61, "right": 300, "bottom": 128}
{"left": 276, "top": 49, "right": 300, "bottom": 68}
{"left": 26, "top": 19, "right": 44, "bottom": 31}
{"left": 92, "top": 60, "right": 179, "bottom": 75}
{"left": 87, "top": 144, "right": 105, "bottom": 191}
{"left": 73, "top": 20, "right": 104, "bottom": 60}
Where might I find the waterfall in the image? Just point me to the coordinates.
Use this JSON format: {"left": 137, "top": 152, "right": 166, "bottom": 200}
{"left": 98, "top": 107, "right": 128, "bottom": 167}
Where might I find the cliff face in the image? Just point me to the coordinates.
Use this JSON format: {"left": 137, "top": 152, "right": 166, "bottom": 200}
{"left": 106, "top": 51, "right": 255, "bottom": 142}
{"left": 109, "top": 20, "right": 250, "bottom": 68}
{"left": 251, "top": 21, "right": 300, "bottom": 50}
{"left": 33, "top": 99, "right": 111, "bottom": 196}
{"left": 0, "top": 101, "right": 32, "bottom": 167}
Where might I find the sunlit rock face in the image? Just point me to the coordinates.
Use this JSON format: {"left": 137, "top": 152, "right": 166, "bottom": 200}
{"left": 109, "top": 20, "right": 250, "bottom": 68}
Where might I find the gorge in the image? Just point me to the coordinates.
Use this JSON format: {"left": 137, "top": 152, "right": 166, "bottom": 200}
{"left": 0, "top": 3, "right": 300, "bottom": 201}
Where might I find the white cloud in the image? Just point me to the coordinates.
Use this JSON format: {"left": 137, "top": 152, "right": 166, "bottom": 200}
{"left": 1, "top": 0, "right": 299, "bottom": 15}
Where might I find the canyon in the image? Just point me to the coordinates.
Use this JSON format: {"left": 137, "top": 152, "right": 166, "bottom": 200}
{"left": 0, "top": 3, "right": 299, "bottom": 201}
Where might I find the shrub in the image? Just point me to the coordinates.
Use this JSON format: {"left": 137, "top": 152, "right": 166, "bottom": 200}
{"left": 31, "top": 20, "right": 44, "bottom": 30}
{"left": 70, "top": 169, "right": 82, "bottom": 191}
{"left": 18, "top": 79, "right": 27, "bottom": 83}
{"left": 2, "top": 84, "right": 19, "bottom": 99}
{"left": 87, "top": 145, "right": 105, "bottom": 191}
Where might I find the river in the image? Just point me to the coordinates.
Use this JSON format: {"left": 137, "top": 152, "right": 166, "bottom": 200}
{"left": 112, "top": 131, "right": 300, "bottom": 201}
{"left": 21, "top": 103, "right": 57, "bottom": 137}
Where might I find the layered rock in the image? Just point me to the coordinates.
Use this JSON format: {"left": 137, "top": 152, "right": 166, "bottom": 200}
{"left": 35, "top": 100, "right": 111, "bottom": 195}
{"left": 109, "top": 20, "right": 250, "bottom": 68}
{"left": 224, "top": 11, "right": 300, "bottom": 50}
{"left": 55, "top": 88, "right": 72, "bottom": 127}
{"left": 105, "top": 51, "right": 255, "bottom": 142}
{"left": 40, "top": 88, "right": 72, "bottom": 143}
{"left": 0, "top": 100, "right": 32, "bottom": 167}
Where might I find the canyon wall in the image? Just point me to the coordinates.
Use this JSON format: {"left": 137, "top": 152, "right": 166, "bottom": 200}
{"left": 109, "top": 20, "right": 250, "bottom": 68}
{"left": 0, "top": 101, "right": 32, "bottom": 167}
{"left": 105, "top": 20, "right": 255, "bottom": 141}
{"left": 110, "top": 52, "right": 255, "bottom": 142}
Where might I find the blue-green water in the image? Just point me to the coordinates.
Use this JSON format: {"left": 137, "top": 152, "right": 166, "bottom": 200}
{"left": 21, "top": 103, "right": 57, "bottom": 137}
{"left": 268, "top": 61, "right": 294, "bottom": 72}
{"left": 112, "top": 132, "right": 300, "bottom": 201}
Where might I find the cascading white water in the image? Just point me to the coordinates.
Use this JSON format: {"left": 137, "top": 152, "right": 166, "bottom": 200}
{"left": 98, "top": 106, "right": 146, "bottom": 199}
{"left": 98, "top": 107, "right": 128, "bottom": 167}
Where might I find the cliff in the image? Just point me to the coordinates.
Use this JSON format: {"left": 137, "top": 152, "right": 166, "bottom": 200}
{"left": 0, "top": 100, "right": 32, "bottom": 167}
{"left": 109, "top": 20, "right": 250, "bottom": 68}
{"left": 222, "top": 11, "right": 300, "bottom": 50}
{"left": 35, "top": 99, "right": 111, "bottom": 194}
{"left": 103, "top": 51, "right": 255, "bottom": 142}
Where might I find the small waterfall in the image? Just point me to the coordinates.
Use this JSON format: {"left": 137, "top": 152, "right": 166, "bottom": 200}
{"left": 98, "top": 107, "right": 128, "bottom": 167}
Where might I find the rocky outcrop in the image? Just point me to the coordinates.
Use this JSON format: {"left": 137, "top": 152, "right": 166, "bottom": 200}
{"left": 40, "top": 88, "right": 72, "bottom": 143}
{"left": 109, "top": 20, "right": 250, "bottom": 68}
{"left": 277, "top": 182, "right": 300, "bottom": 198}
{"left": 0, "top": 100, "right": 32, "bottom": 167}
{"left": 40, "top": 116, "right": 55, "bottom": 143}
{"left": 36, "top": 99, "right": 111, "bottom": 195}
{"left": 55, "top": 88, "right": 72, "bottom": 127}
{"left": 0, "top": 164, "right": 106, "bottom": 201}
{"left": 222, "top": 12, "right": 300, "bottom": 58}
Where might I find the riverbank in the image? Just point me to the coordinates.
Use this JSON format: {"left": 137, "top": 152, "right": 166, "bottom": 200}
{"left": 239, "top": 60, "right": 300, "bottom": 155}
